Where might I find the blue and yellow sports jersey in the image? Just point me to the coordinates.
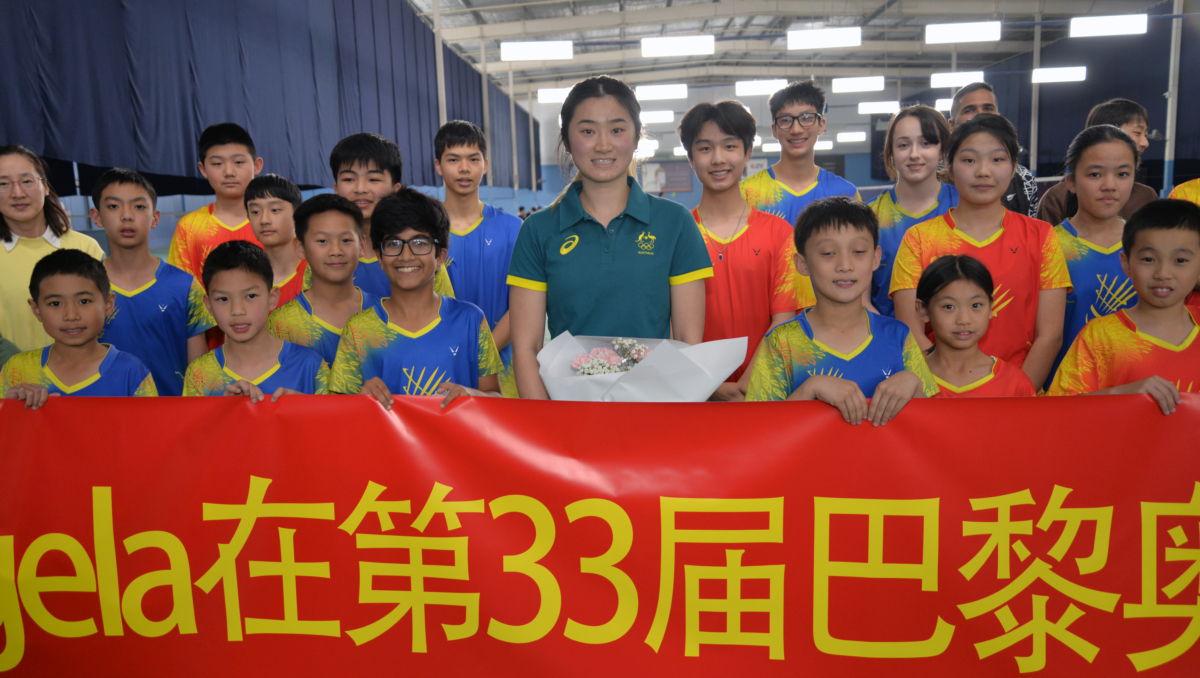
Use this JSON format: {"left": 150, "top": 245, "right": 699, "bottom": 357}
{"left": 1048, "top": 219, "right": 1137, "bottom": 390}
{"left": 745, "top": 309, "right": 937, "bottom": 402}
{"left": 446, "top": 204, "right": 522, "bottom": 367}
{"left": 100, "top": 260, "right": 216, "bottom": 396}
{"left": 1, "top": 345, "right": 157, "bottom": 397}
{"left": 868, "top": 183, "right": 959, "bottom": 317}
{"left": 182, "top": 341, "right": 329, "bottom": 396}
{"left": 741, "top": 166, "right": 861, "bottom": 227}
{"left": 268, "top": 288, "right": 381, "bottom": 365}
{"left": 330, "top": 296, "right": 502, "bottom": 396}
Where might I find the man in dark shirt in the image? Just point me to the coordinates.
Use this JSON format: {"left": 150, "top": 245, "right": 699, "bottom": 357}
{"left": 949, "top": 82, "right": 1038, "bottom": 217}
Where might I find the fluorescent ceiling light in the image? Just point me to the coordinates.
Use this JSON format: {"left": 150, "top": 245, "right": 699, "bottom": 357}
{"left": 931, "top": 71, "right": 984, "bottom": 88}
{"left": 832, "top": 76, "right": 884, "bottom": 93}
{"left": 674, "top": 146, "right": 688, "bottom": 156}
{"left": 858, "top": 101, "right": 900, "bottom": 115}
{"left": 1070, "top": 14, "right": 1148, "bottom": 38}
{"left": 814, "top": 140, "right": 833, "bottom": 151}
{"left": 837, "top": 132, "right": 867, "bottom": 143}
{"left": 935, "top": 98, "right": 954, "bottom": 111}
{"left": 636, "top": 84, "right": 688, "bottom": 100}
{"left": 501, "top": 41, "right": 573, "bottom": 61}
{"left": 638, "top": 139, "right": 660, "bottom": 152}
{"left": 641, "top": 35, "right": 714, "bottom": 58}
{"left": 1032, "top": 67, "right": 1087, "bottom": 83}
{"left": 736, "top": 79, "right": 788, "bottom": 97}
{"left": 538, "top": 87, "right": 573, "bottom": 104}
{"left": 788, "top": 26, "right": 862, "bottom": 50}
{"left": 641, "top": 110, "right": 675, "bottom": 124}
{"left": 762, "top": 142, "right": 782, "bottom": 153}
{"left": 925, "top": 21, "right": 1001, "bottom": 44}
{"left": 753, "top": 135, "right": 762, "bottom": 147}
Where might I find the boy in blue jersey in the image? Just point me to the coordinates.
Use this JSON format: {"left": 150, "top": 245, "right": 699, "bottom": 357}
{"left": 89, "top": 168, "right": 214, "bottom": 395}
{"left": 3, "top": 249, "right": 157, "bottom": 407}
{"left": 741, "top": 80, "right": 860, "bottom": 226}
{"left": 183, "top": 241, "right": 328, "bottom": 398}
{"left": 330, "top": 188, "right": 502, "bottom": 409}
{"left": 433, "top": 120, "right": 523, "bottom": 397}
{"left": 269, "top": 194, "right": 379, "bottom": 364}
{"left": 746, "top": 197, "right": 936, "bottom": 425}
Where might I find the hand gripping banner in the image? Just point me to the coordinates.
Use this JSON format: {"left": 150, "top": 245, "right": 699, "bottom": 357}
{"left": 0, "top": 395, "right": 1197, "bottom": 676}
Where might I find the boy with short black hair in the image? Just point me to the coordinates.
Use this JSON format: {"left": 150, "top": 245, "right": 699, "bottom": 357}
{"left": 183, "top": 240, "right": 328, "bottom": 398}
{"left": 741, "top": 80, "right": 859, "bottom": 226}
{"left": 245, "top": 173, "right": 305, "bottom": 308}
{"left": 1050, "top": 199, "right": 1200, "bottom": 414}
{"left": 679, "top": 100, "right": 810, "bottom": 401}
{"left": 90, "top": 168, "right": 214, "bottom": 396}
{"left": 168, "top": 123, "right": 264, "bottom": 281}
{"left": 434, "top": 120, "right": 523, "bottom": 397}
{"left": 746, "top": 197, "right": 936, "bottom": 424}
{"left": 269, "top": 193, "right": 379, "bottom": 364}
{"left": 329, "top": 133, "right": 455, "bottom": 300}
{"left": 330, "top": 188, "right": 501, "bottom": 408}
{"left": 2, "top": 249, "right": 157, "bottom": 407}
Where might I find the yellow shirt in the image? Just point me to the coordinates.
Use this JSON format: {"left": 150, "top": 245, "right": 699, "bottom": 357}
{"left": 0, "top": 228, "right": 105, "bottom": 351}
{"left": 1168, "top": 178, "right": 1200, "bottom": 207}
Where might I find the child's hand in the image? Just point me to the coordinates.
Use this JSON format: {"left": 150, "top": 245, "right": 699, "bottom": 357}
{"left": 867, "top": 371, "right": 923, "bottom": 427}
{"left": 795, "top": 375, "right": 867, "bottom": 425}
{"left": 6, "top": 384, "right": 52, "bottom": 410}
{"left": 362, "top": 377, "right": 394, "bottom": 410}
{"left": 436, "top": 381, "right": 484, "bottom": 408}
{"left": 1119, "top": 376, "right": 1182, "bottom": 415}
{"left": 225, "top": 380, "right": 266, "bottom": 402}
{"left": 270, "top": 387, "right": 302, "bottom": 402}
{"left": 709, "top": 382, "right": 746, "bottom": 402}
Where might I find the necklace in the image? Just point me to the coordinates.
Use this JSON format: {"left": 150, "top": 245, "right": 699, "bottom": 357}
{"left": 699, "top": 202, "right": 747, "bottom": 261}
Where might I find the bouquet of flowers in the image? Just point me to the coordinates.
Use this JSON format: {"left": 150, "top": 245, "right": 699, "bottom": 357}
{"left": 537, "top": 332, "right": 746, "bottom": 402}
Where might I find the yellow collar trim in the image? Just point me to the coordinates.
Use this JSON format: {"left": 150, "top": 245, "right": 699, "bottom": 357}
{"left": 1126, "top": 309, "right": 1200, "bottom": 352}
{"left": 808, "top": 310, "right": 873, "bottom": 360}
{"left": 111, "top": 278, "right": 158, "bottom": 296}
{"left": 360, "top": 256, "right": 379, "bottom": 264}
{"left": 222, "top": 345, "right": 283, "bottom": 385}
{"left": 890, "top": 189, "right": 941, "bottom": 220}
{"left": 1074, "top": 237, "right": 1123, "bottom": 255}
{"left": 44, "top": 345, "right": 108, "bottom": 393}
{"left": 934, "top": 357, "right": 998, "bottom": 394}
{"left": 274, "top": 265, "right": 300, "bottom": 289}
{"left": 696, "top": 217, "right": 750, "bottom": 245}
{"left": 451, "top": 214, "right": 485, "bottom": 237}
{"left": 947, "top": 209, "right": 1004, "bottom": 248}
{"left": 382, "top": 299, "right": 443, "bottom": 338}
{"left": 775, "top": 174, "right": 819, "bottom": 198}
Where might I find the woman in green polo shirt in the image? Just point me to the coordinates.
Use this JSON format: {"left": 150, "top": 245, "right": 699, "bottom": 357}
{"left": 507, "top": 76, "right": 714, "bottom": 399}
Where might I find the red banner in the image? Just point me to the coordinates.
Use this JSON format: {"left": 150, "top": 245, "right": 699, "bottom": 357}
{"left": 1, "top": 395, "right": 1198, "bottom": 676}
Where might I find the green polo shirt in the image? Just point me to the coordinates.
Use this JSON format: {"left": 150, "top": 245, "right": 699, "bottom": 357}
{"left": 508, "top": 177, "right": 713, "bottom": 339}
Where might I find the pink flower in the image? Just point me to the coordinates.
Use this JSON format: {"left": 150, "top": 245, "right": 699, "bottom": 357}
{"left": 590, "top": 347, "right": 623, "bottom": 366}
{"left": 571, "top": 353, "right": 591, "bottom": 370}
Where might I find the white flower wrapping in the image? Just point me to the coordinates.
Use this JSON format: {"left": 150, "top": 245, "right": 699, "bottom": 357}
{"left": 537, "top": 332, "right": 747, "bottom": 402}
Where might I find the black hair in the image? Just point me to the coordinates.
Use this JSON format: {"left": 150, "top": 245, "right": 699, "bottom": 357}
{"left": 294, "top": 193, "right": 364, "bottom": 243}
{"left": 768, "top": 80, "right": 825, "bottom": 119}
{"left": 198, "top": 122, "right": 256, "bottom": 162}
{"left": 90, "top": 168, "right": 158, "bottom": 209}
{"left": 950, "top": 82, "right": 996, "bottom": 120}
{"left": 0, "top": 145, "right": 71, "bottom": 243}
{"left": 370, "top": 188, "right": 450, "bottom": 255}
{"left": 329, "top": 133, "right": 403, "bottom": 186}
{"left": 946, "top": 113, "right": 1020, "bottom": 166}
{"left": 677, "top": 100, "right": 756, "bottom": 160}
{"left": 29, "top": 248, "right": 110, "bottom": 302}
{"left": 1123, "top": 199, "right": 1200, "bottom": 256}
{"left": 1063, "top": 125, "right": 1140, "bottom": 179}
{"left": 201, "top": 240, "right": 272, "bottom": 292}
{"left": 558, "top": 76, "right": 642, "bottom": 176}
{"left": 915, "top": 254, "right": 995, "bottom": 307}
{"left": 435, "top": 120, "right": 488, "bottom": 160}
{"left": 1086, "top": 98, "right": 1149, "bottom": 129}
{"left": 244, "top": 174, "right": 302, "bottom": 210}
{"left": 794, "top": 196, "right": 879, "bottom": 256}
{"left": 883, "top": 105, "right": 951, "bottom": 181}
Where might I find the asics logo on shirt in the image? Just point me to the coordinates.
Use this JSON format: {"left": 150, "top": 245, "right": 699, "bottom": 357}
{"left": 450, "top": 346, "right": 459, "bottom": 356}
{"left": 159, "top": 304, "right": 168, "bottom": 313}
{"left": 561, "top": 235, "right": 579, "bottom": 255}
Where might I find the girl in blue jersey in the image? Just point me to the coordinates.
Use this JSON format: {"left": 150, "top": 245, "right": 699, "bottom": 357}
{"left": 869, "top": 105, "right": 957, "bottom": 317}
{"left": 1047, "top": 125, "right": 1141, "bottom": 389}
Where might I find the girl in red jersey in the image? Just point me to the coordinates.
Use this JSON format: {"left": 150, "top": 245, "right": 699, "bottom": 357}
{"left": 917, "top": 254, "right": 1036, "bottom": 397}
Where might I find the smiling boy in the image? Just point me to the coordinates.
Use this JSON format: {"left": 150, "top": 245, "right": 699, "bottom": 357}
{"left": 246, "top": 174, "right": 306, "bottom": 308}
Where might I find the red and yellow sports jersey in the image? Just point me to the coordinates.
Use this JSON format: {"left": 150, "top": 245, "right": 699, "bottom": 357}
{"left": 933, "top": 356, "right": 1036, "bottom": 397}
{"left": 1048, "top": 309, "right": 1200, "bottom": 395}
{"left": 1168, "top": 178, "right": 1200, "bottom": 206}
{"left": 167, "top": 204, "right": 261, "bottom": 281}
{"left": 890, "top": 209, "right": 1072, "bottom": 366}
{"left": 274, "top": 260, "right": 307, "bottom": 310}
{"left": 692, "top": 208, "right": 811, "bottom": 382}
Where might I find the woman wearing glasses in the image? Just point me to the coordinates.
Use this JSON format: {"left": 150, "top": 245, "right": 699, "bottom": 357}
{"left": 506, "top": 76, "right": 714, "bottom": 399}
{"left": 742, "top": 81, "right": 861, "bottom": 228}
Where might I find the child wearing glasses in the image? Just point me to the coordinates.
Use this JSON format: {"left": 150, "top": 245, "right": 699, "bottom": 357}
{"left": 329, "top": 188, "right": 502, "bottom": 408}
{"left": 741, "top": 80, "right": 861, "bottom": 228}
